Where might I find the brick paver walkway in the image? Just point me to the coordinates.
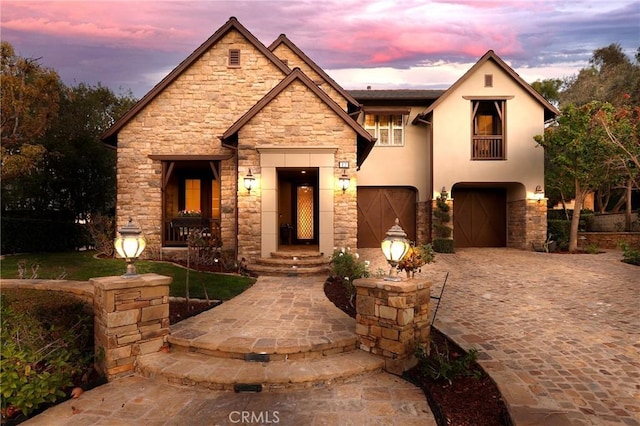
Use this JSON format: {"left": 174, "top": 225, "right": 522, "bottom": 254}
{"left": 361, "top": 248, "right": 640, "bottom": 426}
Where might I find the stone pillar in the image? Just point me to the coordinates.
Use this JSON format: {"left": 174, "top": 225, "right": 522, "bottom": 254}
{"left": 354, "top": 277, "right": 432, "bottom": 375}
{"left": 91, "top": 273, "right": 172, "bottom": 381}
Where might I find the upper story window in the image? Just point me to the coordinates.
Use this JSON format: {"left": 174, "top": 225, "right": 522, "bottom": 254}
{"left": 228, "top": 49, "right": 241, "bottom": 67}
{"left": 364, "top": 113, "right": 405, "bottom": 146}
{"left": 484, "top": 74, "right": 493, "bottom": 87}
{"left": 471, "top": 99, "right": 505, "bottom": 160}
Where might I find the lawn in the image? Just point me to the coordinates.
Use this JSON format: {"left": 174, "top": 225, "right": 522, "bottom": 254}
{"left": 0, "top": 251, "right": 254, "bottom": 300}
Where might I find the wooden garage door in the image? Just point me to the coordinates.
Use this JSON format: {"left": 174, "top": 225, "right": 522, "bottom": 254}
{"left": 357, "top": 187, "right": 416, "bottom": 248}
{"left": 454, "top": 188, "right": 506, "bottom": 247}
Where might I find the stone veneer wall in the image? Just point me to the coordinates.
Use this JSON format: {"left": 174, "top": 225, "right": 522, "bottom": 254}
{"left": 354, "top": 278, "right": 432, "bottom": 376}
{"left": 91, "top": 274, "right": 172, "bottom": 381}
{"left": 235, "top": 79, "right": 358, "bottom": 261}
{"left": 578, "top": 232, "right": 640, "bottom": 249}
{"left": 416, "top": 201, "right": 431, "bottom": 245}
{"left": 116, "top": 29, "right": 287, "bottom": 256}
{"left": 507, "top": 199, "right": 547, "bottom": 249}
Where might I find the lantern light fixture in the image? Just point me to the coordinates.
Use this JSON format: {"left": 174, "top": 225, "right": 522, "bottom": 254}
{"left": 114, "top": 218, "right": 146, "bottom": 277}
{"left": 440, "top": 186, "right": 448, "bottom": 200}
{"left": 380, "top": 218, "right": 411, "bottom": 282}
{"left": 338, "top": 171, "right": 350, "bottom": 193}
{"left": 244, "top": 169, "right": 256, "bottom": 194}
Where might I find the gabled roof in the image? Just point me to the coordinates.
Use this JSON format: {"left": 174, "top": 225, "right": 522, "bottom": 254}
{"left": 349, "top": 89, "right": 445, "bottom": 102}
{"left": 101, "top": 17, "right": 291, "bottom": 146}
{"left": 413, "top": 50, "right": 559, "bottom": 124}
{"left": 268, "top": 34, "right": 361, "bottom": 110}
{"left": 220, "top": 68, "right": 376, "bottom": 168}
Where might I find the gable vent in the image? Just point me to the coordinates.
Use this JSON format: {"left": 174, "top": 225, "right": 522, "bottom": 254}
{"left": 484, "top": 74, "right": 493, "bottom": 87}
{"left": 229, "top": 49, "right": 241, "bottom": 67}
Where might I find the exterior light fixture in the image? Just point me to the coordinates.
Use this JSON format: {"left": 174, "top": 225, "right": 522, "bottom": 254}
{"left": 380, "top": 218, "right": 410, "bottom": 282}
{"left": 440, "top": 186, "right": 448, "bottom": 200}
{"left": 534, "top": 185, "right": 544, "bottom": 203}
{"left": 338, "top": 171, "right": 350, "bottom": 193}
{"left": 244, "top": 169, "right": 256, "bottom": 194}
{"left": 114, "top": 218, "right": 146, "bottom": 277}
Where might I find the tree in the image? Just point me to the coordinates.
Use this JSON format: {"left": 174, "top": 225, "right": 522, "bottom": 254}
{"left": 531, "top": 78, "right": 563, "bottom": 107}
{"left": 560, "top": 44, "right": 640, "bottom": 108}
{"left": 535, "top": 102, "right": 621, "bottom": 252}
{"left": 1, "top": 42, "right": 62, "bottom": 183}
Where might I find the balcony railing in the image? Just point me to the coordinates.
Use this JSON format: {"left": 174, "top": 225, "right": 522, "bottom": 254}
{"left": 164, "top": 217, "right": 221, "bottom": 247}
{"left": 472, "top": 136, "right": 504, "bottom": 160}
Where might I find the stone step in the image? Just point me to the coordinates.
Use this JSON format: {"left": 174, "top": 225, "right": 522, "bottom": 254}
{"left": 247, "top": 263, "right": 330, "bottom": 277}
{"left": 168, "top": 327, "right": 356, "bottom": 361}
{"left": 136, "top": 349, "right": 384, "bottom": 391}
{"left": 270, "top": 251, "right": 326, "bottom": 259}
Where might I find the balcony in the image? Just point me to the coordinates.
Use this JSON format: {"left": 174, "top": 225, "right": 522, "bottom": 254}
{"left": 472, "top": 136, "right": 504, "bottom": 160}
{"left": 164, "top": 217, "right": 221, "bottom": 247}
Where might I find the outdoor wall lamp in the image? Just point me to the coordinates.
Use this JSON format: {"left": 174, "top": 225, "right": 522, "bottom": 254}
{"left": 338, "top": 171, "right": 350, "bottom": 193}
{"left": 440, "top": 186, "right": 448, "bottom": 200}
{"left": 244, "top": 169, "right": 256, "bottom": 194}
{"left": 114, "top": 218, "right": 146, "bottom": 277}
{"left": 534, "top": 185, "right": 544, "bottom": 202}
{"left": 381, "top": 218, "right": 410, "bottom": 282}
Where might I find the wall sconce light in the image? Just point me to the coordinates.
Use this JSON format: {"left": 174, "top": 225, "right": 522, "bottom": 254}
{"left": 338, "top": 171, "right": 350, "bottom": 193}
{"left": 114, "top": 218, "right": 146, "bottom": 277}
{"left": 440, "top": 186, "right": 448, "bottom": 200}
{"left": 244, "top": 169, "right": 256, "bottom": 194}
{"left": 534, "top": 185, "right": 544, "bottom": 202}
{"left": 380, "top": 218, "right": 410, "bottom": 282}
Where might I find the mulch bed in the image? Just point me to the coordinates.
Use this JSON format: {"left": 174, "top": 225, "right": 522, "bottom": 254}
{"left": 323, "top": 277, "right": 512, "bottom": 426}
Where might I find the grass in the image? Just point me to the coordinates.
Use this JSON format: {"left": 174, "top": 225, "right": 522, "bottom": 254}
{"left": 0, "top": 251, "right": 254, "bottom": 300}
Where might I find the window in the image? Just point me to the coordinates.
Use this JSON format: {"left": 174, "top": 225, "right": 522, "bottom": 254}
{"left": 484, "top": 74, "right": 493, "bottom": 87}
{"left": 364, "top": 114, "right": 405, "bottom": 146}
{"left": 185, "top": 179, "right": 201, "bottom": 212}
{"left": 228, "top": 49, "right": 241, "bottom": 67}
{"left": 471, "top": 100, "right": 505, "bottom": 160}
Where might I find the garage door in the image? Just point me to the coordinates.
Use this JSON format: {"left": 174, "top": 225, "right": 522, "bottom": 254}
{"left": 357, "top": 187, "right": 416, "bottom": 248}
{"left": 454, "top": 188, "right": 506, "bottom": 247}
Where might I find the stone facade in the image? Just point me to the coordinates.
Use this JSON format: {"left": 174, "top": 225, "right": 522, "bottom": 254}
{"left": 354, "top": 277, "right": 432, "bottom": 376}
{"left": 116, "top": 28, "right": 288, "bottom": 256}
{"left": 92, "top": 274, "right": 172, "bottom": 381}
{"left": 416, "top": 201, "right": 431, "bottom": 245}
{"left": 507, "top": 199, "right": 547, "bottom": 249}
{"left": 578, "top": 232, "right": 640, "bottom": 249}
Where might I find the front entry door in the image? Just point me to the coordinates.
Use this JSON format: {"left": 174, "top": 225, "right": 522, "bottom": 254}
{"left": 278, "top": 168, "right": 319, "bottom": 246}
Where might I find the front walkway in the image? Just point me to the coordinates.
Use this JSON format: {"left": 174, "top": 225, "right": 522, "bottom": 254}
{"left": 403, "top": 248, "right": 638, "bottom": 426}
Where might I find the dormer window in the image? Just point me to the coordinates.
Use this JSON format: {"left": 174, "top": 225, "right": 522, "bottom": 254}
{"left": 228, "top": 49, "right": 241, "bottom": 67}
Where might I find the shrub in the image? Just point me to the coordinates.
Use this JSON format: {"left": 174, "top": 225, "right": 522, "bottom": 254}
{"left": 1, "top": 291, "right": 95, "bottom": 418}
{"left": 416, "top": 339, "right": 481, "bottom": 385}
{"left": 619, "top": 242, "right": 640, "bottom": 266}
{"left": 547, "top": 219, "right": 571, "bottom": 251}
{"left": 329, "top": 248, "right": 367, "bottom": 302}
{"left": 432, "top": 238, "right": 455, "bottom": 253}
{"left": 86, "top": 214, "right": 116, "bottom": 257}
{"left": 398, "top": 243, "right": 435, "bottom": 275}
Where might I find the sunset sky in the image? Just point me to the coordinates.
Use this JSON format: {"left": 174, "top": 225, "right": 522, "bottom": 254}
{"left": 2, "top": 0, "right": 639, "bottom": 99}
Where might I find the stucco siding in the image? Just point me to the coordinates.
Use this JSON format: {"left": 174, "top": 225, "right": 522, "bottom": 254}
{"left": 432, "top": 60, "right": 545, "bottom": 200}
{"left": 356, "top": 106, "right": 430, "bottom": 201}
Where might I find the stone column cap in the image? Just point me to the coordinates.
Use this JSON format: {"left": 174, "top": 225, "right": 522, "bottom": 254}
{"left": 91, "top": 273, "right": 173, "bottom": 291}
{"left": 353, "top": 277, "right": 430, "bottom": 293}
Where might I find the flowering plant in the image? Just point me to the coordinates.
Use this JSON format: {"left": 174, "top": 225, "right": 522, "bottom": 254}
{"left": 397, "top": 243, "right": 435, "bottom": 274}
{"left": 177, "top": 210, "right": 202, "bottom": 217}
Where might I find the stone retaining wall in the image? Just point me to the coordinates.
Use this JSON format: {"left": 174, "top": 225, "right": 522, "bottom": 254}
{"left": 578, "top": 232, "right": 640, "bottom": 249}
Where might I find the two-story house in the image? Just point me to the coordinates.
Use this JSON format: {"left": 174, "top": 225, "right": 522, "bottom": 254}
{"left": 102, "top": 17, "right": 558, "bottom": 265}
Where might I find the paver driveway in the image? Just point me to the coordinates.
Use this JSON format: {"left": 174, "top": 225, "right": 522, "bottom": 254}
{"left": 416, "top": 248, "right": 639, "bottom": 425}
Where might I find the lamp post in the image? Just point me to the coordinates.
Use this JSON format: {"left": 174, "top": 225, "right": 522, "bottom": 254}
{"left": 381, "top": 218, "right": 410, "bottom": 282}
{"left": 114, "top": 218, "right": 146, "bottom": 277}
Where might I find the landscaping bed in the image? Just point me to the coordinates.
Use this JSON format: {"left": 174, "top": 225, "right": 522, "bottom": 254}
{"left": 324, "top": 277, "right": 512, "bottom": 426}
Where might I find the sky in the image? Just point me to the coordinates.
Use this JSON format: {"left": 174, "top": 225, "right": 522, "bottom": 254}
{"left": 2, "top": 0, "right": 639, "bottom": 99}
